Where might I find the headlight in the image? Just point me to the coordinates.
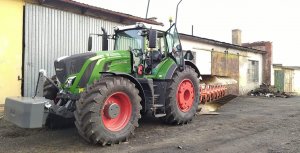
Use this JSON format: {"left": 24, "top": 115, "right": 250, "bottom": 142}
{"left": 65, "top": 76, "right": 76, "bottom": 88}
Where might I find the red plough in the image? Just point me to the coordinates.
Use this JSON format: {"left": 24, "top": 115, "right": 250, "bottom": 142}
{"left": 200, "top": 84, "right": 227, "bottom": 104}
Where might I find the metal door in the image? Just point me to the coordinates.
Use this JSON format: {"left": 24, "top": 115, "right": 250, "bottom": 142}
{"left": 211, "top": 52, "right": 239, "bottom": 95}
{"left": 274, "top": 70, "right": 284, "bottom": 92}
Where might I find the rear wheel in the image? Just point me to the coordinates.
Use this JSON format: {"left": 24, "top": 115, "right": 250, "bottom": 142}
{"left": 162, "top": 66, "right": 199, "bottom": 124}
{"left": 74, "top": 77, "right": 142, "bottom": 145}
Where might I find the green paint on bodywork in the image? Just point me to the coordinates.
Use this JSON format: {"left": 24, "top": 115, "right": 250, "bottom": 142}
{"left": 148, "top": 57, "right": 176, "bottom": 79}
{"left": 67, "top": 50, "right": 131, "bottom": 94}
{"left": 63, "top": 50, "right": 176, "bottom": 94}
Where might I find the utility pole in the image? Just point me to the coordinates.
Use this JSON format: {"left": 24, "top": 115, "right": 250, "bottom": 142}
{"left": 145, "top": 0, "right": 150, "bottom": 19}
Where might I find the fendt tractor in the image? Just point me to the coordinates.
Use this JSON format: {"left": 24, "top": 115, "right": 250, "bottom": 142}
{"left": 5, "top": 22, "right": 203, "bottom": 145}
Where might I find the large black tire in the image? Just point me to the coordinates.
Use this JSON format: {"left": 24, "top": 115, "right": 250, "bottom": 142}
{"left": 43, "top": 75, "right": 59, "bottom": 100}
{"left": 162, "top": 66, "right": 199, "bottom": 124}
{"left": 74, "top": 77, "right": 142, "bottom": 145}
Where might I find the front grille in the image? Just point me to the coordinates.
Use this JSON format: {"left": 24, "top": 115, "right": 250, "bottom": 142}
{"left": 78, "top": 60, "right": 97, "bottom": 87}
{"left": 54, "top": 52, "right": 97, "bottom": 83}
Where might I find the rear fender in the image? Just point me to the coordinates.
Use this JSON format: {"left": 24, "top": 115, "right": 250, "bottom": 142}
{"left": 185, "top": 61, "right": 201, "bottom": 78}
{"left": 164, "top": 61, "right": 201, "bottom": 80}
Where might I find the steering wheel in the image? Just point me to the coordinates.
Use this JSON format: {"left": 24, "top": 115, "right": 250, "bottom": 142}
{"left": 131, "top": 48, "right": 143, "bottom": 57}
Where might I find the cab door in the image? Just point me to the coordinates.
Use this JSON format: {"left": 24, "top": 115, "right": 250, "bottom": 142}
{"left": 165, "top": 24, "right": 184, "bottom": 68}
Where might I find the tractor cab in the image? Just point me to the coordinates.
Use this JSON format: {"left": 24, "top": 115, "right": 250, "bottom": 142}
{"left": 113, "top": 22, "right": 184, "bottom": 76}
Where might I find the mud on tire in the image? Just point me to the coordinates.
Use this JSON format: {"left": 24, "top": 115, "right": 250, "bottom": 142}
{"left": 74, "top": 77, "right": 142, "bottom": 145}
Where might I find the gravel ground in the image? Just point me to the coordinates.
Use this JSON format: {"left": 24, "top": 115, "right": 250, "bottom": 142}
{"left": 0, "top": 96, "right": 299, "bottom": 153}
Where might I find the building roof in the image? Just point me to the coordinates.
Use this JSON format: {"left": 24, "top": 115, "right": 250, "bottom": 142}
{"left": 180, "top": 33, "right": 266, "bottom": 54}
{"left": 243, "top": 41, "right": 272, "bottom": 47}
{"left": 273, "top": 64, "right": 300, "bottom": 70}
{"left": 29, "top": 0, "right": 163, "bottom": 25}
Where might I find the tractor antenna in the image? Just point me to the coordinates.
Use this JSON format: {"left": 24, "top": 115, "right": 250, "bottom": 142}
{"left": 175, "top": 0, "right": 183, "bottom": 25}
{"left": 145, "top": 0, "right": 150, "bottom": 19}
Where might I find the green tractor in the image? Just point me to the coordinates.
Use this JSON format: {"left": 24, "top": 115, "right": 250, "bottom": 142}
{"left": 4, "top": 22, "right": 200, "bottom": 145}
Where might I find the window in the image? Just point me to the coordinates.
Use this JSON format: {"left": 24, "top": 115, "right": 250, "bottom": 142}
{"left": 248, "top": 60, "right": 259, "bottom": 82}
{"left": 166, "top": 24, "right": 183, "bottom": 66}
{"left": 115, "top": 29, "right": 144, "bottom": 50}
{"left": 154, "top": 32, "right": 166, "bottom": 57}
{"left": 166, "top": 24, "right": 181, "bottom": 53}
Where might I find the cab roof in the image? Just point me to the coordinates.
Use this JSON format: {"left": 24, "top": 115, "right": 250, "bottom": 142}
{"left": 114, "top": 22, "right": 169, "bottom": 32}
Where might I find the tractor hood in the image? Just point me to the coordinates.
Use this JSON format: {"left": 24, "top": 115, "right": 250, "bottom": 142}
{"left": 54, "top": 50, "right": 130, "bottom": 84}
{"left": 54, "top": 52, "right": 97, "bottom": 83}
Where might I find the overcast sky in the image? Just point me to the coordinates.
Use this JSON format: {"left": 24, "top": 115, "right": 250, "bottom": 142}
{"left": 76, "top": 0, "right": 300, "bottom": 66}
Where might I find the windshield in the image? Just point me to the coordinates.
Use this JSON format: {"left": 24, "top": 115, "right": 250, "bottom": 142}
{"left": 115, "top": 29, "right": 144, "bottom": 51}
{"left": 114, "top": 28, "right": 170, "bottom": 68}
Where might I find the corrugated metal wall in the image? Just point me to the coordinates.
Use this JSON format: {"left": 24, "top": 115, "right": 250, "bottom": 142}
{"left": 24, "top": 3, "right": 123, "bottom": 96}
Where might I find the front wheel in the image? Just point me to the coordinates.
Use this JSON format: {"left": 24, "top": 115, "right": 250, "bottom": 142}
{"left": 74, "top": 77, "right": 142, "bottom": 145}
{"left": 162, "top": 66, "right": 200, "bottom": 124}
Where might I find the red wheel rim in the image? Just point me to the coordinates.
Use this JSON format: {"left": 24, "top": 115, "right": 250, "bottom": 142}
{"left": 176, "top": 79, "right": 195, "bottom": 112}
{"left": 101, "top": 92, "right": 132, "bottom": 132}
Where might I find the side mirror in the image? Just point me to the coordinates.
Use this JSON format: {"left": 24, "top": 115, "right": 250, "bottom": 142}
{"left": 148, "top": 29, "right": 157, "bottom": 48}
{"left": 88, "top": 36, "right": 92, "bottom": 51}
{"left": 184, "top": 50, "right": 194, "bottom": 61}
{"left": 101, "top": 27, "right": 108, "bottom": 51}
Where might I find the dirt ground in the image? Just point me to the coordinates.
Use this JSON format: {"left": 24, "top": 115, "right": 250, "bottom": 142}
{"left": 0, "top": 96, "right": 299, "bottom": 153}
